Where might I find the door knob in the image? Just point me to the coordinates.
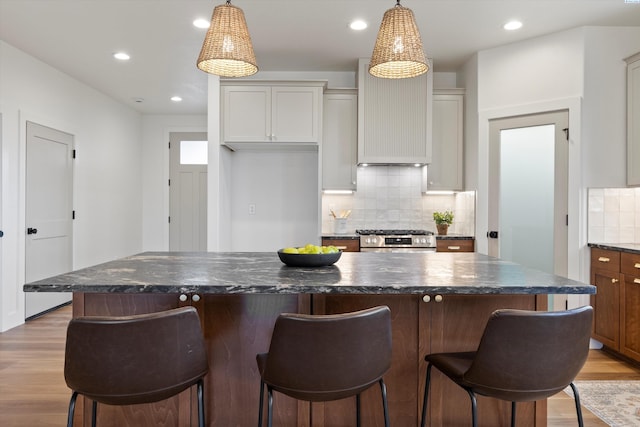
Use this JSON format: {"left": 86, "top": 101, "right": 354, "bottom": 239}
{"left": 27, "top": 227, "right": 38, "bottom": 235}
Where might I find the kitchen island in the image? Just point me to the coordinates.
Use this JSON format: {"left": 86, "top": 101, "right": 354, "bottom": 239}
{"left": 25, "top": 251, "right": 595, "bottom": 427}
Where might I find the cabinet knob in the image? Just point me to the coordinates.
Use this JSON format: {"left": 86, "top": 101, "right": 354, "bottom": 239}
{"left": 611, "top": 278, "right": 619, "bottom": 284}
{"left": 634, "top": 263, "right": 640, "bottom": 269}
{"left": 634, "top": 278, "right": 640, "bottom": 284}
{"left": 422, "top": 295, "right": 431, "bottom": 303}
{"left": 179, "top": 294, "right": 188, "bottom": 302}
{"left": 598, "top": 257, "right": 610, "bottom": 263}
{"left": 434, "top": 295, "right": 443, "bottom": 303}
{"left": 192, "top": 294, "right": 201, "bottom": 302}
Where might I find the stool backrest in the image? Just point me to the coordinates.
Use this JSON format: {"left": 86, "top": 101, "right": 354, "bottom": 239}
{"left": 464, "top": 306, "right": 593, "bottom": 401}
{"left": 262, "top": 305, "right": 392, "bottom": 401}
{"left": 64, "top": 306, "right": 208, "bottom": 405}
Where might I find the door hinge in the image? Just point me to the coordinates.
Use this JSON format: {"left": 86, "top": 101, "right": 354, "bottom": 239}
{"left": 72, "top": 210, "right": 76, "bottom": 220}
{"left": 72, "top": 149, "right": 77, "bottom": 158}
{"left": 566, "top": 214, "right": 569, "bottom": 226}
{"left": 168, "top": 141, "right": 170, "bottom": 149}
{"left": 168, "top": 216, "right": 171, "bottom": 223}
{"left": 168, "top": 179, "right": 171, "bottom": 186}
{"left": 562, "top": 128, "right": 569, "bottom": 141}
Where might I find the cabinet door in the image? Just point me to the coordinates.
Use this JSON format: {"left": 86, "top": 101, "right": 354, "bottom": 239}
{"left": 427, "top": 92, "right": 464, "bottom": 191}
{"left": 72, "top": 293, "right": 189, "bottom": 427}
{"left": 422, "top": 294, "right": 539, "bottom": 426}
{"left": 621, "top": 274, "right": 640, "bottom": 360}
{"left": 222, "top": 86, "right": 271, "bottom": 142}
{"left": 322, "top": 92, "right": 357, "bottom": 190}
{"left": 312, "top": 294, "right": 419, "bottom": 427}
{"left": 621, "top": 252, "right": 640, "bottom": 360}
{"left": 272, "top": 86, "right": 321, "bottom": 142}
{"left": 203, "top": 294, "right": 308, "bottom": 427}
{"left": 591, "top": 268, "right": 621, "bottom": 350}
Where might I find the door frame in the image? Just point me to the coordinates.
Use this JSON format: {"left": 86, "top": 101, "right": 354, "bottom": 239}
{"left": 162, "top": 127, "right": 207, "bottom": 250}
{"left": 477, "top": 97, "right": 589, "bottom": 308}
{"left": 25, "top": 120, "right": 74, "bottom": 318}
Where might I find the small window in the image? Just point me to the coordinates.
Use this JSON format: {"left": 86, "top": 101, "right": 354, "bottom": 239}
{"left": 180, "top": 140, "right": 208, "bottom": 165}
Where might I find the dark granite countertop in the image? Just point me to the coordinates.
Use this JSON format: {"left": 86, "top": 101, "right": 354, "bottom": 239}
{"left": 436, "top": 235, "right": 474, "bottom": 240}
{"left": 24, "top": 251, "right": 594, "bottom": 296}
{"left": 588, "top": 243, "right": 640, "bottom": 255}
{"left": 321, "top": 234, "right": 360, "bottom": 240}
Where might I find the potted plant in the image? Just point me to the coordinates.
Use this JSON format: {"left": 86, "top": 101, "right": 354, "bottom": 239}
{"left": 433, "top": 210, "right": 454, "bottom": 235}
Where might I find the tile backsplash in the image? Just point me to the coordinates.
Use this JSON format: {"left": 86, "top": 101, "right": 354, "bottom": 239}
{"left": 322, "top": 166, "right": 476, "bottom": 236}
{"left": 588, "top": 188, "right": 640, "bottom": 243}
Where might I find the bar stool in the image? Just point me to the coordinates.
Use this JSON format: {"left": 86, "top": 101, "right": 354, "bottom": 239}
{"left": 256, "top": 306, "right": 392, "bottom": 427}
{"left": 420, "top": 305, "right": 593, "bottom": 427}
{"left": 64, "top": 306, "right": 209, "bottom": 427}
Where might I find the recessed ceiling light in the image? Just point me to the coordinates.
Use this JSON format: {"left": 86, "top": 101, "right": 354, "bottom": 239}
{"left": 193, "top": 18, "right": 210, "bottom": 29}
{"left": 349, "top": 20, "right": 367, "bottom": 31}
{"left": 113, "top": 52, "right": 130, "bottom": 61}
{"left": 170, "top": 96, "right": 183, "bottom": 102}
{"left": 503, "top": 20, "right": 523, "bottom": 31}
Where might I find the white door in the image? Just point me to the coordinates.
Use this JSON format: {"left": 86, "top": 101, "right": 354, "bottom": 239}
{"left": 169, "top": 132, "right": 208, "bottom": 251}
{"left": 488, "top": 111, "right": 569, "bottom": 310}
{"left": 25, "top": 121, "right": 73, "bottom": 318}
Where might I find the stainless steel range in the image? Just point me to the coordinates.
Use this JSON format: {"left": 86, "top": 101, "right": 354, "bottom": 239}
{"left": 356, "top": 229, "right": 436, "bottom": 252}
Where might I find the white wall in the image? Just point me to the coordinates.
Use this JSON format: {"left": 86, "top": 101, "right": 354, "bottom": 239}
{"left": 582, "top": 27, "right": 640, "bottom": 188}
{"left": 0, "top": 40, "right": 144, "bottom": 331}
{"left": 468, "top": 26, "right": 640, "bottom": 308}
{"left": 228, "top": 150, "right": 319, "bottom": 251}
{"left": 141, "top": 115, "right": 207, "bottom": 250}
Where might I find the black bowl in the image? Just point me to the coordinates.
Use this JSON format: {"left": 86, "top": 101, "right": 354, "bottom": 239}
{"left": 277, "top": 249, "right": 342, "bottom": 267}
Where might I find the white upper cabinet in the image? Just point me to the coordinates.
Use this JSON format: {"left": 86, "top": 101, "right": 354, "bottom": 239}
{"left": 322, "top": 90, "right": 357, "bottom": 191}
{"left": 357, "top": 58, "right": 432, "bottom": 165}
{"left": 627, "top": 52, "right": 640, "bottom": 186}
{"left": 221, "top": 82, "right": 324, "bottom": 147}
{"left": 425, "top": 89, "right": 464, "bottom": 191}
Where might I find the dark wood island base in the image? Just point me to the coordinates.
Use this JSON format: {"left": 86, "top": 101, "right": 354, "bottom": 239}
{"left": 71, "top": 292, "right": 546, "bottom": 426}
{"left": 26, "top": 252, "right": 594, "bottom": 426}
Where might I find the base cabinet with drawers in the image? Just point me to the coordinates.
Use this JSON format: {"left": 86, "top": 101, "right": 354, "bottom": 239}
{"left": 590, "top": 247, "right": 640, "bottom": 362}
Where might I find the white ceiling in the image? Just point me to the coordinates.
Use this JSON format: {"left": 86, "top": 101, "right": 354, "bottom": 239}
{"left": 1, "top": 0, "right": 639, "bottom": 115}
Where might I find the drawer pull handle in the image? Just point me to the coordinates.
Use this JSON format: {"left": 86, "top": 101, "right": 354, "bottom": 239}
{"left": 635, "top": 263, "right": 640, "bottom": 269}
{"left": 448, "top": 246, "right": 461, "bottom": 250}
{"left": 434, "top": 295, "right": 443, "bottom": 303}
{"left": 612, "top": 278, "right": 619, "bottom": 284}
{"left": 634, "top": 278, "right": 640, "bottom": 284}
{"left": 336, "top": 246, "right": 348, "bottom": 250}
{"left": 598, "top": 257, "right": 610, "bottom": 263}
{"left": 422, "top": 295, "right": 431, "bottom": 303}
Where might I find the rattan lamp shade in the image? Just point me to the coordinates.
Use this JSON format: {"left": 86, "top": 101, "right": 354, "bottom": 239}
{"left": 197, "top": 1, "right": 258, "bottom": 77}
{"left": 369, "top": 1, "right": 428, "bottom": 79}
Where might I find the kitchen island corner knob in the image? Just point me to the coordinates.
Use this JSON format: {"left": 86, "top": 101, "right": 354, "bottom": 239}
{"left": 192, "top": 294, "right": 201, "bottom": 302}
{"left": 434, "top": 295, "right": 443, "bottom": 303}
{"left": 422, "top": 295, "right": 431, "bottom": 303}
{"left": 179, "top": 294, "right": 188, "bottom": 302}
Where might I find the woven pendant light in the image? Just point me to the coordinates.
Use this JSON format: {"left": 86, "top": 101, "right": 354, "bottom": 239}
{"left": 197, "top": 0, "right": 258, "bottom": 77}
{"left": 369, "top": 0, "right": 428, "bottom": 79}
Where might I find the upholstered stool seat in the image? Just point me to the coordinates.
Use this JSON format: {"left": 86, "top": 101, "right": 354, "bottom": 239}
{"left": 257, "top": 306, "right": 392, "bottom": 427}
{"left": 64, "top": 306, "right": 209, "bottom": 427}
{"left": 421, "top": 306, "right": 593, "bottom": 427}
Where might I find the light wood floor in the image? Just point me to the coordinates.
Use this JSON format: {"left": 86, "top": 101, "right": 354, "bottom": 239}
{"left": 1, "top": 304, "right": 639, "bottom": 426}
